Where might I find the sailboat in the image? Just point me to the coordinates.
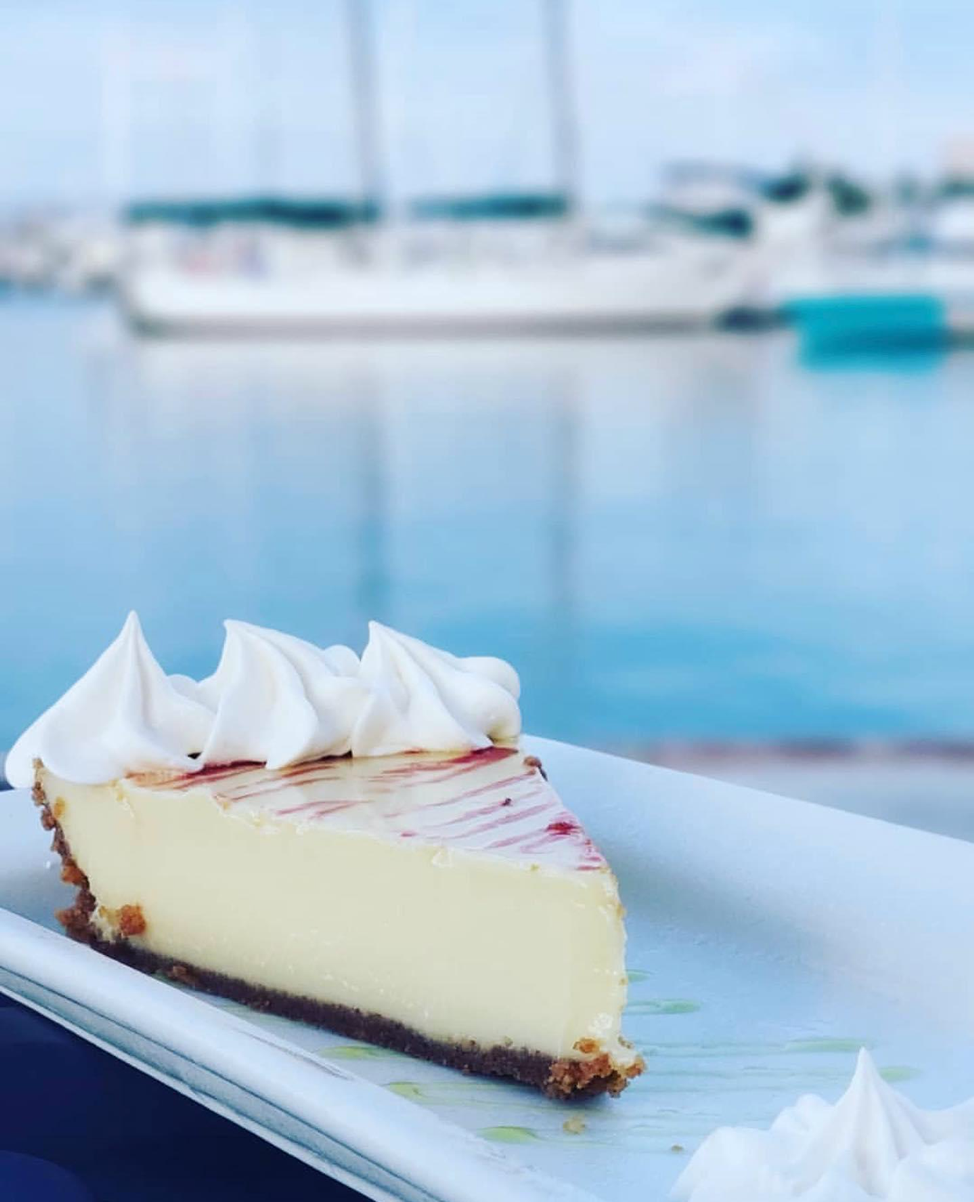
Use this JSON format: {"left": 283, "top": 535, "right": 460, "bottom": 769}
{"left": 120, "top": 1, "right": 763, "bottom": 336}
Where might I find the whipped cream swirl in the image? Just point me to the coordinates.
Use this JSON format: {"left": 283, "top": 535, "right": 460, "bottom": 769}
{"left": 673, "top": 1049, "right": 974, "bottom": 1202}
{"left": 5, "top": 613, "right": 213, "bottom": 788}
{"left": 6, "top": 615, "right": 522, "bottom": 786}
{"left": 352, "top": 622, "right": 521, "bottom": 757}
{"left": 193, "top": 621, "right": 366, "bottom": 769}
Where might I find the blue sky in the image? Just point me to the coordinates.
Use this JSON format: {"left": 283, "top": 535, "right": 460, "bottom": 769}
{"left": 1, "top": 0, "right": 972, "bottom": 206}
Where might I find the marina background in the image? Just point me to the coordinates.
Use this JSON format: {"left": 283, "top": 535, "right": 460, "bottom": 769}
{"left": 4, "top": 0, "right": 974, "bottom": 839}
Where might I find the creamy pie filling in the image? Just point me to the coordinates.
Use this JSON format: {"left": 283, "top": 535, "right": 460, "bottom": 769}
{"left": 42, "top": 747, "right": 637, "bottom": 1069}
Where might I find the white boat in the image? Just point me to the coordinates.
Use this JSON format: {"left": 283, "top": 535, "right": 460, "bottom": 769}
{"left": 119, "top": 1, "right": 766, "bottom": 338}
{"left": 121, "top": 234, "right": 761, "bottom": 336}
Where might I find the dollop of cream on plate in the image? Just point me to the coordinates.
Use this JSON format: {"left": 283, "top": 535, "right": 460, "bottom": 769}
{"left": 6, "top": 614, "right": 522, "bottom": 785}
{"left": 672, "top": 1049, "right": 974, "bottom": 1202}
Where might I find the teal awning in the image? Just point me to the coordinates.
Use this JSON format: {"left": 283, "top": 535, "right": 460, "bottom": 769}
{"left": 647, "top": 204, "right": 754, "bottom": 239}
{"left": 408, "top": 192, "right": 570, "bottom": 222}
{"left": 125, "top": 197, "right": 381, "bottom": 229}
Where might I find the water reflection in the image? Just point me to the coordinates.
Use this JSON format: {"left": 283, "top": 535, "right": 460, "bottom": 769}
{"left": 3, "top": 297, "right": 974, "bottom": 750}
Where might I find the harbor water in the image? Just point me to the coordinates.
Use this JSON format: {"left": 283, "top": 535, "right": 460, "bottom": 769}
{"left": 3, "top": 294, "right": 974, "bottom": 756}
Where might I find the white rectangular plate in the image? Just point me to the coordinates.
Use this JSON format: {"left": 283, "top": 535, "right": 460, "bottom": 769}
{"left": 2, "top": 736, "right": 974, "bottom": 1202}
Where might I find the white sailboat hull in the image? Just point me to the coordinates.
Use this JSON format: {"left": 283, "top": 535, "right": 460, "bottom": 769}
{"left": 121, "top": 252, "right": 758, "bottom": 336}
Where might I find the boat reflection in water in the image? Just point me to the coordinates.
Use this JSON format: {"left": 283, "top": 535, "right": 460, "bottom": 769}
{"left": 24, "top": 311, "right": 961, "bottom": 759}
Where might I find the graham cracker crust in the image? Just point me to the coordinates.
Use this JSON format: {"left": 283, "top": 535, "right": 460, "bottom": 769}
{"left": 32, "top": 773, "right": 643, "bottom": 1100}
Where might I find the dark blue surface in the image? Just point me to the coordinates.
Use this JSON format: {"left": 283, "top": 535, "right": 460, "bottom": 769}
{"left": 0, "top": 1154, "right": 94, "bottom": 1202}
{"left": 0, "top": 991, "right": 362, "bottom": 1200}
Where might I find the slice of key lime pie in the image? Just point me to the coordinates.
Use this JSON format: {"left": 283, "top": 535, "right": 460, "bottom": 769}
{"left": 7, "top": 615, "right": 643, "bottom": 1098}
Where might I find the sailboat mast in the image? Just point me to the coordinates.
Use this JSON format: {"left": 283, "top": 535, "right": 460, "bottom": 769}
{"left": 345, "top": 0, "right": 383, "bottom": 219}
{"left": 541, "top": 0, "right": 580, "bottom": 215}
{"left": 253, "top": 13, "right": 282, "bottom": 193}
{"left": 99, "top": 23, "right": 131, "bottom": 206}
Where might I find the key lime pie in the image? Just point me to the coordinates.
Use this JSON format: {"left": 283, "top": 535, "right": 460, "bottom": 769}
{"left": 7, "top": 615, "right": 643, "bottom": 1098}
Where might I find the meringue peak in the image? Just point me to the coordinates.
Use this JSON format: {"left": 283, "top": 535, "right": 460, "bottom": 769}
{"left": 352, "top": 621, "right": 521, "bottom": 757}
{"left": 198, "top": 619, "right": 365, "bottom": 769}
{"left": 5, "top": 612, "right": 212, "bottom": 788}
{"left": 673, "top": 1049, "right": 974, "bottom": 1202}
{"left": 7, "top": 616, "right": 523, "bottom": 785}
